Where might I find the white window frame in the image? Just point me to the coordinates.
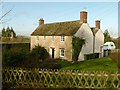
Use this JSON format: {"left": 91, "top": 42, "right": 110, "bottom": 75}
{"left": 52, "top": 36, "right": 54, "bottom": 42}
{"left": 61, "top": 35, "right": 65, "bottom": 42}
{"left": 60, "top": 48, "right": 64, "bottom": 57}
{"left": 44, "top": 36, "right": 46, "bottom": 41}
{"left": 36, "top": 36, "right": 39, "bottom": 44}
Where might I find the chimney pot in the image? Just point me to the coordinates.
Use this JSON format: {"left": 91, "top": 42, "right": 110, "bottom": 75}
{"left": 39, "top": 18, "right": 44, "bottom": 25}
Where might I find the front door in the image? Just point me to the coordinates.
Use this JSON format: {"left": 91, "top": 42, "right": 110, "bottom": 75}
{"left": 50, "top": 48, "right": 55, "bottom": 59}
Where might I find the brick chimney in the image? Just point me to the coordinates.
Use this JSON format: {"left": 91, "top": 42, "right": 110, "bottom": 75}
{"left": 80, "top": 10, "right": 87, "bottom": 23}
{"left": 39, "top": 18, "right": 44, "bottom": 25}
{"left": 95, "top": 20, "right": 100, "bottom": 29}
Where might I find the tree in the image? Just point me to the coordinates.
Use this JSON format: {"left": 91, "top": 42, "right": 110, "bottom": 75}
{"left": 2, "top": 27, "right": 5, "bottom": 37}
{"left": 0, "top": 0, "right": 12, "bottom": 24}
{"left": 6, "top": 26, "right": 11, "bottom": 37}
{"left": 1, "top": 26, "right": 16, "bottom": 37}
{"left": 10, "top": 27, "right": 16, "bottom": 37}
{"left": 104, "top": 29, "right": 112, "bottom": 42}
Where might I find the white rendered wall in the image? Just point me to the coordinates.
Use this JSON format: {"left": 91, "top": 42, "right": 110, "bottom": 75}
{"left": 74, "top": 23, "right": 94, "bottom": 61}
{"left": 95, "top": 29, "right": 104, "bottom": 57}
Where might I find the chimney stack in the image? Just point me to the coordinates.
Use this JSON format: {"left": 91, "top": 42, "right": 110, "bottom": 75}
{"left": 95, "top": 20, "right": 100, "bottom": 29}
{"left": 39, "top": 18, "right": 44, "bottom": 25}
{"left": 80, "top": 9, "right": 87, "bottom": 23}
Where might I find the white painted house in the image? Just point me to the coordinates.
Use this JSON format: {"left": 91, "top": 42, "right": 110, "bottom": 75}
{"left": 31, "top": 9, "right": 104, "bottom": 61}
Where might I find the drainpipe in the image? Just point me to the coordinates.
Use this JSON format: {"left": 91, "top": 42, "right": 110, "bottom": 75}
{"left": 93, "top": 34, "right": 95, "bottom": 59}
{"left": 100, "top": 45, "right": 103, "bottom": 58}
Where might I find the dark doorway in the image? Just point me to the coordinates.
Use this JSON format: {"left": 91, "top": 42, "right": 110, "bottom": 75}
{"left": 51, "top": 48, "right": 54, "bottom": 59}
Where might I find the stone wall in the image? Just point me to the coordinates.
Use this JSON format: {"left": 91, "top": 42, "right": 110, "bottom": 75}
{"left": 31, "top": 36, "right": 73, "bottom": 61}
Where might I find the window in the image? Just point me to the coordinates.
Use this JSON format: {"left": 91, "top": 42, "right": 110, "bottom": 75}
{"left": 52, "top": 36, "right": 54, "bottom": 42}
{"left": 36, "top": 36, "right": 39, "bottom": 44}
{"left": 44, "top": 36, "right": 46, "bottom": 41}
{"left": 60, "top": 48, "right": 64, "bottom": 57}
{"left": 61, "top": 35, "right": 65, "bottom": 42}
{"left": 111, "top": 44, "right": 113, "bottom": 47}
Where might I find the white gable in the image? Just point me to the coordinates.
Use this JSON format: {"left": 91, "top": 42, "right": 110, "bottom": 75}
{"left": 74, "top": 23, "right": 94, "bottom": 61}
{"left": 95, "top": 29, "right": 104, "bottom": 53}
{"left": 74, "top": 23, "right": 104, "bottom": 61}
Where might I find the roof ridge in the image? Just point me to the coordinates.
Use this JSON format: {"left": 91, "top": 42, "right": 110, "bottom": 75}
{"left": 44, "top": 20, "right": 80, "bottom": 25}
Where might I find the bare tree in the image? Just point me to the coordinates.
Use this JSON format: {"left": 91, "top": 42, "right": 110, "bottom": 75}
{"left": 0, "top": 0, "right": 13, "bottom": 24}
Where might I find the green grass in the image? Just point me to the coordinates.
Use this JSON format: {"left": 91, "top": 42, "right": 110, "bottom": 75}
{"left": 58, "top": 57, "right": 118, "bottom": 72}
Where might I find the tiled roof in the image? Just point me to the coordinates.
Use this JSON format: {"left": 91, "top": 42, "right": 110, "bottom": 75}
{"left": 31, "top": 20, "right": 82, "bottom": 36}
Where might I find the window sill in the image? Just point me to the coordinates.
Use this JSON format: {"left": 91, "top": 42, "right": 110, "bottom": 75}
{"left": 60, "top": 56, "right": 64, "bottom": 58}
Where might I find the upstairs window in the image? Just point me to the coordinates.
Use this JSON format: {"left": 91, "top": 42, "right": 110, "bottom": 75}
{"left": 36, "top": 36, "right": 39, "bottom": 44}
{"left": 44, "top": 36, "right": 46, "bottom": 41}
{"left": 52, "top": 36, "right": 54, "bottom": 42}
{"left": 61, "top": 35, "right": 65, "bottom": 42}
{"left": 60, "top": 48, "right": 64, "bottom": 57}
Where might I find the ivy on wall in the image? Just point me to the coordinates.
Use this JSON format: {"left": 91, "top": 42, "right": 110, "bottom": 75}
{"left": 72, "top": 36, "right": 85, "bottom": 61}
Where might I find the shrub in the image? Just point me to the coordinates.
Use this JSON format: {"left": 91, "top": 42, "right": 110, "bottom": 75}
{"left": 43, "top": 59, "right": 61, "bottom": 69}
{"left": 30, "top": 45, "right": 50, "bottom": 61}
{"left": 109, "top": 49, "right": 120, "bottom": 71}
{"left": 2, "top": 46, "right": 29, "bottom": 67}
{"left": 19, "top": 46, "right": 50, "bottom": 68}
{"left": 109, "top": 50, "right": 119, "bottom": 63}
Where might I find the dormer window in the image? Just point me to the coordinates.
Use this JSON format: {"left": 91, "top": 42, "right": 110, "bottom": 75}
{"left": 61, "top": 35, "right": 64, "bottom": 42}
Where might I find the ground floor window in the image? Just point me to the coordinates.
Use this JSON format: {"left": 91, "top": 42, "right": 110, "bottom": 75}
{"left": 60, "top": 48, "right": 64, "bottom": 57}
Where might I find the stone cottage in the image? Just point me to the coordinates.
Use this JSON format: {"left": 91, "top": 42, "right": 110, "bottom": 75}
{"left": 31, "top": 10, "right": 104, "bottom": 61}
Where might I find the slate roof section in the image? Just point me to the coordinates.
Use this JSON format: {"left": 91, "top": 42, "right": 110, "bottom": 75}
{"left": 31, "top": 20, "right": 82, "bottom": 36}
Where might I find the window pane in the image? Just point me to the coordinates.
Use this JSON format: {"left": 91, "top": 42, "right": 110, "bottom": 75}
{"left": 60, "top": 48, "right": 64, "bottom": 57}
{"left": 44, "top": 36, "right": 46, "bottom": 40}
{"left": 52, "top": 36, "right": 54, "bottom": 42}
{"left": 61, "top": 36, "right": 64, "bottom": 42}
{"left": 36, "top": 36, "right": 39, "bottom": 44}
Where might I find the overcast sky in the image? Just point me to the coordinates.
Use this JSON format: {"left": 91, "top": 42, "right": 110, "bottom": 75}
{"left": 1, "top": 2, "right": 118, "bottom": 37}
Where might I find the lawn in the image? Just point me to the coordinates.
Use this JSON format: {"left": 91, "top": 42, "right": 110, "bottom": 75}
{"left": 57, "top": 57, "right": 118, "bottom": 72}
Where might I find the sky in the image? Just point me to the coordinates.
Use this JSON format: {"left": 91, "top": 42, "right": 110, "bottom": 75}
{"left": 0, "top": 2, "right": 118, "bottom": 37}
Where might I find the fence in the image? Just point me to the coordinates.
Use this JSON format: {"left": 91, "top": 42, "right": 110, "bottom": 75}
{"left": 2, "top": 67, "right": 120, "bottom": 88}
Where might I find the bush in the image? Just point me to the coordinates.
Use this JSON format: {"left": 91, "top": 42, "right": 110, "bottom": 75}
{"left": 30, "top": 45, "right": 50, "bottom": 61}
{"left": 109, "top": 49, "right": 120, "bottom": 71}
{"left": 17, "top": 46, "right": 50, "bottom": 68}
{"left": 85, "top": 53, "right": 99, "bottom": 60}
{"left": 43, "top": 59, "right": 61, "bottom": 69}
{"left": 3, "top": 46, "right": 29, "bottom": 67}
{"left": 2, "top": 45, "right": 61, "bottom": 69}
{"left": 109, "top": 50, "right": 120, "bottom": 63}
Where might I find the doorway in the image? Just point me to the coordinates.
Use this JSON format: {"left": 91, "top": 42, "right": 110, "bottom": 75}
{"left": 50, "top": 48, "right": 55, "bottom": 59}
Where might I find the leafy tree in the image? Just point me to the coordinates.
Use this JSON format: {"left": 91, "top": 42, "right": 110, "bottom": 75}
{"left": 104, "top": 29, "right": 112, "bottom": 42}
